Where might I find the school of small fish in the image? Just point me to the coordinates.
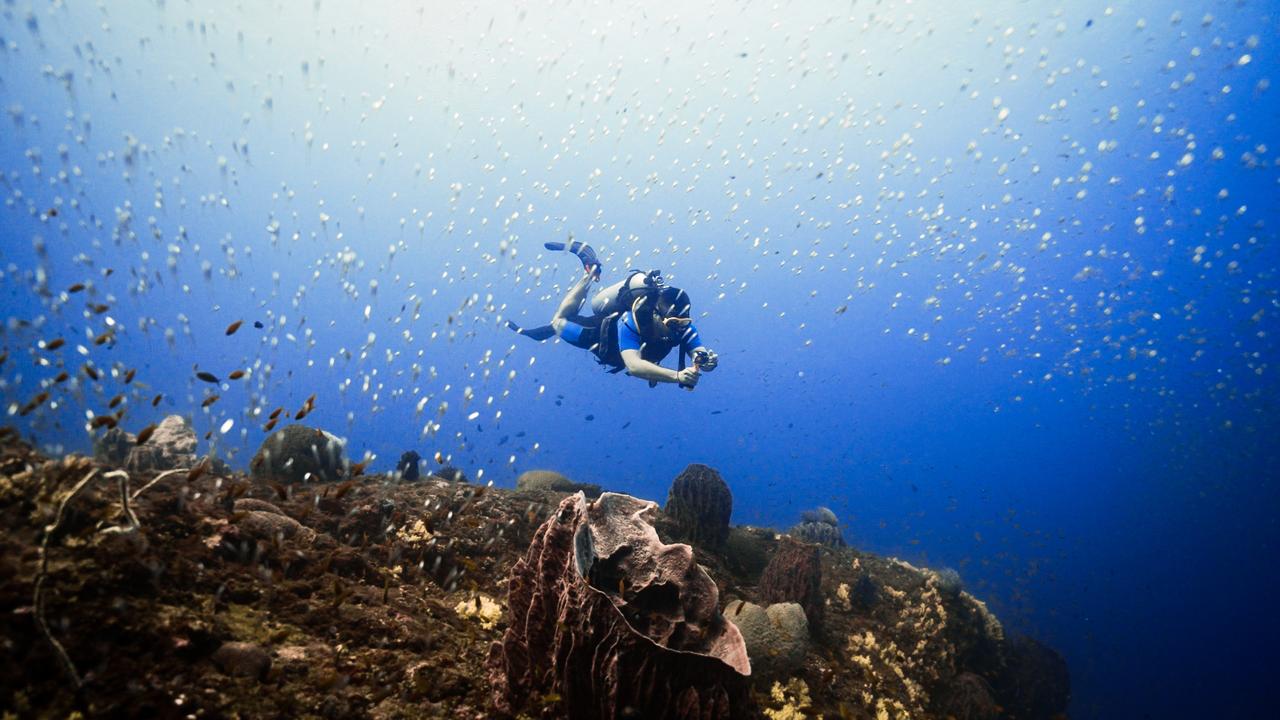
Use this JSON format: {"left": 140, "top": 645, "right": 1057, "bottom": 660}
{"left": 0, "top": 1, "right": 1273, "bottom": 483}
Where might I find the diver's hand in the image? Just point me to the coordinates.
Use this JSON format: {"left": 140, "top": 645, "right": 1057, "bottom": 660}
{"left": 695, "top": 348, "right": 719, "bottom": 372}
{"left": 675, "top": 367, "right": 701, "bottom": 388}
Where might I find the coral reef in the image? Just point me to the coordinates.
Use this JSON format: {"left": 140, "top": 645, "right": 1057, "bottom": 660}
{"left": 0, "top": 432, "right": 1069, "bottom": 719}
{"left": 728, "top": 600, "right": 810, "bottom": 678}
{"left": 249, "top": 424, "right": 346, "bottom": 483}
{"left": 788, "top": 505, "right": 846, "bottom": 548}
{"left": 396, "top": 450, "right": 421, "bottom": 481}
{"left": 759, "top": 537, "right": 824, "bottom": 630}
{"left": 664, "top": 463, "right": 733, "bottom": 550}
{"left": 488, "top": 491, "right": 752, "bottom": 719}
{"left": 514, "top": 468, "right": 602, "bottom": 497}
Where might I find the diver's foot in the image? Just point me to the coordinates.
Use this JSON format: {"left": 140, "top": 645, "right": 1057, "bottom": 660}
{"left": 545, "top": 239, "right": 600, "bottom": 276}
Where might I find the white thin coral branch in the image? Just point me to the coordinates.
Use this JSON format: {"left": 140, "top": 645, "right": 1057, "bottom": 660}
{"left": 34, "top": 466, "right": 99, "bottom": 689}
{"left": 129, "top": 467, "right": 189, "bottom": 501}
{"left": 99, "top": 470, "right": 140, "bottom": 535}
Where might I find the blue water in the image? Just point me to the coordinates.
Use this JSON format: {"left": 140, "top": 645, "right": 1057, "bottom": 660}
{"left": 2, "top": 1, "right": 1277, "bottom": 716}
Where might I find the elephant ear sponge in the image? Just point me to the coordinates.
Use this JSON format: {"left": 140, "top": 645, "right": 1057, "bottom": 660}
{"left": 664, "top": 463, "right": 733, "bottom": 550}
{"left": 759, "top": 537, "right": 824, "bottom": 631}
{"left": 487, "top": 492, "right": 752, "bottom": 719}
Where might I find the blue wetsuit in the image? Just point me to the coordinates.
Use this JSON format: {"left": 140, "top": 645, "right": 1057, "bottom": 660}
{"left": 559, "top": 310, "right": 702, "bottom": 369}
{"left": 616, "top": 311, "right": 703, "bottom": 364}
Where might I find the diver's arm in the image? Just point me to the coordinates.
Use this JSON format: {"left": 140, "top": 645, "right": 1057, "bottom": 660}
{"left": 620, "top": 349, "right": 698, "bottom": 385}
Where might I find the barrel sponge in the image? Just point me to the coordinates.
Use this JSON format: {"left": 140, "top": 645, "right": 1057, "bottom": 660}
{"left": 664, "top": 463, "right": 733, "bottom": 549}
{"left": 759, "top": 537, "right": 824, "bottom": 631}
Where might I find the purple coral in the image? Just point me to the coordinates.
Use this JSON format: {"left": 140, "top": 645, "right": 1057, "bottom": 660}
{"left": 488, "top": 492, "right": 752, "bottom": 719}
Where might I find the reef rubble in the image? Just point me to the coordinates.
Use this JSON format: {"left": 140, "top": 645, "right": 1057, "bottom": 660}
{"left": 0, "top": 428, "right": 1068, "bottom": 718}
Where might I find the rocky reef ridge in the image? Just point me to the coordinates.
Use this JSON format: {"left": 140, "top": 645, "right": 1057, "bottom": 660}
{"left": 0, "top": 426, "right": 1068, "bottom": 718}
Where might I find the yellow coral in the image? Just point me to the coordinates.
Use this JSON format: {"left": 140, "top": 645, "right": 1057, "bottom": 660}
{"left": 836, "top": 582, "right": 851, "bottom": 610}
{"left": 453, "top": 593, "right": 502, "bottom": 630}
{"left": 764, "top": 678, "right": 819, "bottom": 720}
{"left": 874, "top": 697, "right": 910, "bottom": 720}
{"left": 882, "top": 584, "right": 907, "bottom": 601}
{"left": 395, "top": 518, "right": 433, "bottom": 544}
{"left": 962, "top": 591, "right": 1006, "bottom": 643}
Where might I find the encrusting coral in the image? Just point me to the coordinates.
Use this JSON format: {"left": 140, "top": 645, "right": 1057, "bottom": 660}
{"left": 453, "top": 594, "right": 503, "bottom": 630}
{"left": 763, "top": 677, "right": 813, "bottom": 720}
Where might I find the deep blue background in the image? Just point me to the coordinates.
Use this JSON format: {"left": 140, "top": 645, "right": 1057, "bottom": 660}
{"left": 2, "top": 1, "right": 1277, "bottom": 717}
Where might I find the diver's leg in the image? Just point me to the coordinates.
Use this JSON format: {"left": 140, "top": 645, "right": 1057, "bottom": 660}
{"left": 550, "top": 271, "right": 596, "bottom": 336}
{"left": 506, "top": 320, "right": 556, "bottom": 341}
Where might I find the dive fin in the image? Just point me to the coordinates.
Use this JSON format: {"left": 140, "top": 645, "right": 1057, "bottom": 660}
{"left": 544, "top": 239, "right": 600, "bottom": 274}
{"left": 506, "top": 320, "right": 556, "bottom": 341}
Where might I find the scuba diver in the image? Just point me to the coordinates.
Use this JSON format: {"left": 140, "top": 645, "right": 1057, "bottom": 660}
{"left": 507, "top": 240, "right": 719, "bottom": 389}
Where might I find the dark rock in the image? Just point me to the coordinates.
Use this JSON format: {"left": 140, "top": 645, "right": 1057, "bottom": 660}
{"left": 850, "top": 571, "right": 880, "bottom": 611}
{"left": 212, "top": 641, "right": 271, "bottom": 680}
{"left": 126, "top": 415, "right": 198, "bottom": 472}
{"left": 515, "top": 469, "right": 602, "bottom": 497}
{"left": 759, "top": 537, "right": 823, "bottom": 630}
{"left": 337, "top": 501, "right": 395, "bottom": 543}
{"left": 431, "top": 465, "right": 470, "bottom": 484}
{"left": 249, "top": 424, "right": 346, "bottom": 484}
{"left": 994, "top": 636, "right": 1071, "bottom": 719}
{"left": 274, "top": 644, "right": 330, "bottom": 677}
{"left": 939, "top": 672, "right": 1000, "bottom": 720}
{"left": 93, "top": 427, "right": 134, "bottom": 467}
{"left": 788, "top": 520, "right": 846, "bottom": 548}
{"left": 397, "top": 451, "right": 421, "bottom": 481}
{"left": 723, "top": 526, "right": 772, "bottom": 577}
{"left": 406, "top": 660, "right": 472, "bottom": 702}
{"left": 234, "top": 510, "right": 312, "bottom": 543}
{"left": 945, "top": 591, "right": 1006, "bottom": 679}
{"left": 488, "top": 492, "right": 752, "bottom": 719}
{"left": 663, "top": 463, "right": 732, "bottom": 550}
